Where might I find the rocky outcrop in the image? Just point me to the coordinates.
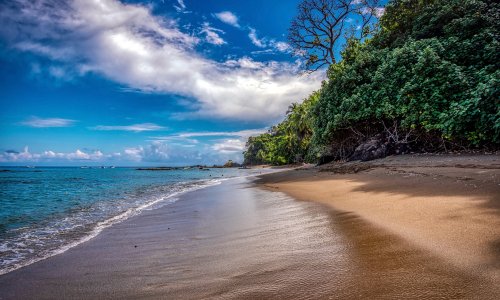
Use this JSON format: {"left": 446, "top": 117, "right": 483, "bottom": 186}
{"left": 223, "top": 160, "right": 241, "bottom": 168}
{"left": 350, "top": 134, "right": 388, "bottom": 161}
{"left": 350, "top": 134, "right": 410, "bottom": 162}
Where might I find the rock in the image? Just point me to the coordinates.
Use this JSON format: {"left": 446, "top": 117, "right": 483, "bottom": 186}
{"left": 388, "top": 141, "right": 410, "bottom": 156}
{"left": 317, "top": 155, "right": 336, "bottom": 165}
{"left": 350, "top": 134, "right": 388, "bottom": 162}
{"left": 350, "top": 133, "right": 412, "bottom": 162}
{"left": 223, "top": 160, "right": 241, "bottom": 168}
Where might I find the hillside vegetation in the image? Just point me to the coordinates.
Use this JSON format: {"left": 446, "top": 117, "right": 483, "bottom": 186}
{"left": 244, "top": 0, "right": 499, "bottom": 165}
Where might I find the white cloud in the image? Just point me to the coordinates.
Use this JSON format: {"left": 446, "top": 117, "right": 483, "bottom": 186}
{"left": 47, "top": 66, "right": 67, "bottom": 78}
{"left": 157, "top": 129, "right": 265, "bottom": 158}
{"left": 0, "top": 147, "right": 34, "bottom": 162}
{"left": 92, "top": 123, "right": 165, "bottom": 132}
{"left": 123, "top": 141, "right": 204, "bottom": 163}
{"left": 16, "top": 42, "right": 75, "bottom": 61}
{"left": 361, "top": 6, "right": 385, "bottom": 18}
{"left": 223, "top": 57, "right": 266, "bottom": 69}
{"left": 200, "top": 22, "right": 226, "bottom": 45}
{"left": 179, "top": 128, "right": 266, "bottom": 138}
{"left": 248, "top": 27, "right": 265, "bottom": 48}
{"left": 251, "top": 49, "right": 275, "bottom": 55}
{"left": 64, "top": 149, "right": 104, "bottom": 160}
{"left": 150, "top": 128, "right": 266, "bottom": 142}
{"left": 173, "top": 0, "right": 186, "bottom": 13}
{"left": 21, "top": 117, "right": 76, "bottom": 128}
{"left": 214, "top": 11, "right": 240, "bottom": 28}
{"left": 271, "top": 41, "right": 291, "bottom": 52}
{"left": 141, "top": 141, "right": 171, "bottom": 162}
{"left": 0, "top": 147, "right": 104, "bottom": 162}
{"left": 0, "top": 138, "right": 251, "bottom": 164}
{"left": 1, "top": 0, "right": 322, "bottom": 121}
{"left": 212, "top": 139, "right": 245, "bottom": 153}
{"left": 123, "top": 140, "right": 245, "bottom": 164}
{"left": 247, "top": 28, "right": 290, "bottom": 54}
{"left": 122, "top": 147, "right": 142, "bottom": 162}
{"left": 148, "top": 129, "right": 266, "bottom": 159}
{"left": 374, "top": 7, "right": 385, "bottom": 17}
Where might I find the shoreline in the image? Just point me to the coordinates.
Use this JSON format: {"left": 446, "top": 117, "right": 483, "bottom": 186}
{"left": 0, "top": 177, "right": 225, "bottom": 276}
{"left": 0, "top": 167, "right": 286, "bottom": 277}
{"left": 0, "top": 156, "right": 498, "bottom": 298}
{"left": 256, "top": 154, "right": 500, "bottom": 284}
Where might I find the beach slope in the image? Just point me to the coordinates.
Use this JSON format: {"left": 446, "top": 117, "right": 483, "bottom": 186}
{"left": 257, "top": 154, "right": 500, "bottom": 284}
{"left": 0, "top": 156, "right": 498, "bottom": 299}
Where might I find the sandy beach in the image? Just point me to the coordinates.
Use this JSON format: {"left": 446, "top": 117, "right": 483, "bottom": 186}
{"left": 258, "top": 154, "right": 500, "bottom": 290}
{"left": 2, "top": 0, "right": 498, "bottom": 298}
{"left": 0, "top": 155, "right": 499, "bottom": 299}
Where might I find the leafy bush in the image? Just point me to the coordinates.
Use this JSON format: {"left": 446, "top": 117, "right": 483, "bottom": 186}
{"left": 245, "top": 0, "right": 499, "bottom": 165}
{"left": 313, "top": 0, "right": 499, "bottom": 160}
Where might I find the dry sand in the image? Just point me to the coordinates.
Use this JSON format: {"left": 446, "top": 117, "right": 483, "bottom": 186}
{"left": 1, "top": 155, "right": 499, "bottom": 299}
{"left": 257, "top": 154, "right": 500, "bottom": 285}
{"left": 8, "top": 176, "right": 488, "bottom": 299}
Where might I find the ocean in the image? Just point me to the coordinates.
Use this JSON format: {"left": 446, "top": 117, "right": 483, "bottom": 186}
{"left": 0, "top": 166, "right": 264, "bottom": 275}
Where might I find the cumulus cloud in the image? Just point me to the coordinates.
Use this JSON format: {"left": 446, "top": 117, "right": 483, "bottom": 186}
{"left": 123, "top": 140, "right": 245, "bottom": 164}
{"left": 92, "top": 123, "right": 165, "bottom": 132}
{"left": 200, "top": 22, "right": 226, "bottom": 45}
{"left": 214, "top": 11, "right": 240, "bottom": 28}
{"left": 211, "top": 139, "right": 245, "bottom": 153}
{"left": 123, "top": 141, "right": 204, "bottom": 163}
{"left": 121, "top": 147, "right": 141, "bottom": 161}
{"left": 138, "top": 141, "right": 170, "bottom": 162}
{"left": 0, "top": 0, "right": 321, "bottom": 121}
{"left": 0, "top": 138, "right": 250, "bottom": 165}
{"left": 151, "top": 128, "right": 267, "bottom": 161}
{"left": 0, "top": 147, "right": 104, "bottom": 162}
{"left": 271, "top": 41, "right": 291, "bottom": 52}
{"left": 21, "top": 116, "right": 76, "bottom": 128}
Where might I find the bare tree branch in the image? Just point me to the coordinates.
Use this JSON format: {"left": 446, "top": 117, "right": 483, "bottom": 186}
{"left": 288, "top": 0, "right": 382, "bottom": 72}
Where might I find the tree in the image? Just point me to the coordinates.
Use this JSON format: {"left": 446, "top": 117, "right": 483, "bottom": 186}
{"left": 247, "top": 0, "right": 499, "bottom": 166}
{"left": 288, "top": 0, "right": 382, "bottom": 72}
{"left": 243, "top": 92, "right": 320, "bottom": 165}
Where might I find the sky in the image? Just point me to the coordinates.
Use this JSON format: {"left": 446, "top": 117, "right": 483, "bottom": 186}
{"left": 0, "top": 0, "right": 379, "bottom": 166}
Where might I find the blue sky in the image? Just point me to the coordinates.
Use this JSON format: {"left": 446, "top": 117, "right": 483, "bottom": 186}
{"left": 0, "top": 0, "right": 381, "bottom": 166}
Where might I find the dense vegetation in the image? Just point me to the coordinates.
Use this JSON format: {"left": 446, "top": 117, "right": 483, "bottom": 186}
{"left": 244, "top": 92, "right": 319, "bottom": 165}
{"left": 244, "top": 0, "right": 499, "bottom": 165}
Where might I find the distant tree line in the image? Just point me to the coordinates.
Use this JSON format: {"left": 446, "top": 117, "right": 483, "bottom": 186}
{"left": 244, "top": 0, "right": 499, "bottom": 165}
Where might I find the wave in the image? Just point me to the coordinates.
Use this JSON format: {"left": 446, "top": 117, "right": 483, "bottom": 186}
{"left": 0, "top": 178, "right": 222, "bottom": 275}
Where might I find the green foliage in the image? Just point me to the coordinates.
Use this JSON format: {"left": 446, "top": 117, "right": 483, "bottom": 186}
{"left": 245, "top": 0, "right": 499, "bottom": 165}
{"left": 313, "top": 0, "right": 499, "bottom": 159}
{"left": 243, "top": 92, "right": 319, "bottom": 165}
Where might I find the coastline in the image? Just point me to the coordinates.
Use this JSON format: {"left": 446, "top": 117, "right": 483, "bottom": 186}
{"left": 0, "top": 167, "right": 280, "bottom": 277}
{"left": 0, "top": 157, "right": 498, "bottom": 298}
{"left": 0, "top": 176, "right": 224, "bottom": 276}
{"left": 256, "top": 154, "right": 500, "bottom": 284}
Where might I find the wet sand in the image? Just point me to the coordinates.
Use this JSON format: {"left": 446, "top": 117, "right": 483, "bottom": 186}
{"left": 258, "top": 154, "right": 500, "bottom": 295}
{"left": 0, "top": 161, "right": 499, "bottom": 299}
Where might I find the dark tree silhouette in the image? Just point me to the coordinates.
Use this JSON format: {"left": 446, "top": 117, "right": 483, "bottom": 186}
{"left": 288, "top": 0, "right": 381, "bottom": 72}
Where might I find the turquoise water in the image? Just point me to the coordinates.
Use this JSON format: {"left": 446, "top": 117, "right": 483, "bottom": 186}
{"left": 0, "top": 166, "right": 262, "bottom": 274}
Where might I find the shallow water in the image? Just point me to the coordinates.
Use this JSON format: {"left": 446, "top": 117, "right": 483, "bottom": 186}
{"left": 0, "top": 166, "right": 264, "bottom": 274}
{"left": 0, "top": 176, "right": 496, "bottom": 299}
